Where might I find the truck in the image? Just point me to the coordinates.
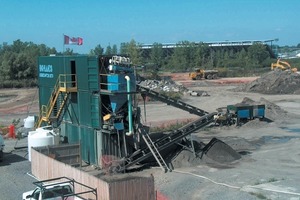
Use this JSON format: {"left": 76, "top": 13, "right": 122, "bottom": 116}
{"left": 22, "top": 177, "right": 97, "bottom": 200}
{"left": 0, "top": 134, "right": 4, "bottom": 161}
{"left": 189, "top": 68, "right": 219, "bottom": 80}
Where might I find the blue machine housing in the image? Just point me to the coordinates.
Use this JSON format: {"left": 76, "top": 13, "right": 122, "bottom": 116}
{"left": 227, "top": 104, "right": 265, "bottom": 125}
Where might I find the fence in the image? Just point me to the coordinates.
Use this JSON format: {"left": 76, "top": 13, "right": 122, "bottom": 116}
{"left": 31, "top": 148, "right": 155, "bottom": 200}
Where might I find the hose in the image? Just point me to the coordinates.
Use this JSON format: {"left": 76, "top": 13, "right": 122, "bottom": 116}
{"left": 173, "top": 169, "right": 300, "bottom": 196}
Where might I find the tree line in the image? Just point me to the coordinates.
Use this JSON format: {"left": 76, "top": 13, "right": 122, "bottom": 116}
{"left": 0, "top": 39, "right": 299, "bottom": 88}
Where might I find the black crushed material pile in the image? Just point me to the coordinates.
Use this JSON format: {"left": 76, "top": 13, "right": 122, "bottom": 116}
{"left": 171, "top": 138, "right": 241, "bottom": 169}
{"left": 202, "top": 138, "right": 241, "bottom": 163}
{"left": 234, "top": 70, "right": 300, "bottom": 94}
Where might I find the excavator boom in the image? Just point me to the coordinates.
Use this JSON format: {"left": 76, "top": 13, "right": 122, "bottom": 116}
{"left": 271, "top": 59, "right": 297, "bottom": 72}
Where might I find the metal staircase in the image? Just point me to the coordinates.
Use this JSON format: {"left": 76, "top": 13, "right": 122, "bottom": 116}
{"left": 138, "top": 126, "right": 171, "bottom": 172}
{"left": 36, "top": 74, "right": 77, "bottom": 128}
{"left": 137, "top": 84, "right": 208, "bottom": 116}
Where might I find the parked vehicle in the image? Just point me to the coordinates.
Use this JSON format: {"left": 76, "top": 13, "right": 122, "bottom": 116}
{"left": 189, "top": 68, "right": 219, "bottom": 80}
{"left": 22, "top": 177, "right": 97, "bottom": 200}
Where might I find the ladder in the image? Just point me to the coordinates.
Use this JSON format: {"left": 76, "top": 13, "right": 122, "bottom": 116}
{"left": 139, "top": 127, "right": 170, "bottom": 172}
{"left": 118, "top": 112, "right": 216, "bottom": 172}
{"left": 137, "top": 84, "right": 208, "bottom": 116}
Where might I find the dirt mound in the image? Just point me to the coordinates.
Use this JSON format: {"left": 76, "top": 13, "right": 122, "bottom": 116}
{"left": 202, "top": 138, "right": 241, "bottom": 163}
{"left": 240, "top": 97, "right": 288, "bottom": 122}
{"left": 234, "top": 71, "right": 300, "bottom": 94}
{"left": 171, "top": 138, "right": 241, "bottom": 168}
{"left": 171, "top": 150, "right": 203, "bottom": 168}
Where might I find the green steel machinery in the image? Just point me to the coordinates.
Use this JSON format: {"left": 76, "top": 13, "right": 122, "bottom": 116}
{"left": 36, "top": 55, "right": 216, "bottom": 172}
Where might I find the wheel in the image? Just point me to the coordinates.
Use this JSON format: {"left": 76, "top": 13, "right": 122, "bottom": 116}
{"left": 0, "top": 150, "right": 3, "bottom": 162}
{"left": 212, "top": 74, "right": 218, "bottom": 79}
{"left": 207, "top": 74, "right": 212, "bottom": 79}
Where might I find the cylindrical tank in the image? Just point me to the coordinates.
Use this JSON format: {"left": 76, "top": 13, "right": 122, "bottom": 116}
{"left": 27, "top": 126, "right": 60, "bottom": 161}
{"left": 24, "top": 116, "right": 35, "bottom": 129}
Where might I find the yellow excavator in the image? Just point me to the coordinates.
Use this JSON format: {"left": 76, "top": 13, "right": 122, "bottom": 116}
{"left": 271, "top": 59, "right": 298, "bottom": 72}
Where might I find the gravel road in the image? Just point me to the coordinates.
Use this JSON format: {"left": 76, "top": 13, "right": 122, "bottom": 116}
{"left": 1, "top": 75, "right": 300, "bottom": 200}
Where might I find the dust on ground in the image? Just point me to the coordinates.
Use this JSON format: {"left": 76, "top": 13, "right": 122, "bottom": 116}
{"left": 142, "top": 72, "right": 300, "bottom": 200}
{"left": 0, "top": 88, "right": 39, "bottom": 127}
{"left": 1, "top": 72, "right": 300, "bottom": 200}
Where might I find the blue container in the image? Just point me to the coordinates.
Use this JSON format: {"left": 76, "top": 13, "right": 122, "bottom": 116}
{"left": 107, "top": 74, "right": 136, "bottom": 92}
{"left": 253, "top": 105, "right": 265, "bottom": 118}
{"left": 237, "top": 109, "right": 251, "bottom": 119}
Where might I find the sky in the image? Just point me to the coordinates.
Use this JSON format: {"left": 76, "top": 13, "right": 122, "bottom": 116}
{"left": 1, "top": 0, "right": 299, "bottom": 54}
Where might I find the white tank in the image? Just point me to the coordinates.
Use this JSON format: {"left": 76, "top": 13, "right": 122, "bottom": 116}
{"left": 28, "top": 126, "right": 60, "bottom": 161}
{"left": 24, "top": 116, "right": 35, "bottom": 129}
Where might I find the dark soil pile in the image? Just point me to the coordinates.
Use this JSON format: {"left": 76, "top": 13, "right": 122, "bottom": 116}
{"left": 202, "top": 138, "right": 241, "bottom": 163}
{"left": 234, "top": 70, "right": 300, "bottom": 94}
{"left": 171, "top": 138, "right": 241, "bottom": 168}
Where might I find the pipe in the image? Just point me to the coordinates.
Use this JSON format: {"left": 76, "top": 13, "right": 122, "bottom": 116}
{"left": 125, "top": 76, "right": 133, "bottom": 136}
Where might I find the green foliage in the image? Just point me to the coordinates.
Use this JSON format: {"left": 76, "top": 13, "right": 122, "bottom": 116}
{"left": 286, "top": 57, "right": 300, "bottom": 71}
{"left": 0, "top": 40, "right": 57, "bottom": 88}
{"left": 105, "top": 45, "right": 112, "bottom": 55}
{"left": 112, "top": 44, "right": 118, "bottom": 55}
{"left": 168, "top": 41, "right": 197, "bottom": 72}
{"left": 247, "top": 43, "right": 270, "bottom": 65}
{"left": 1, "top": 38, "right": 298, "bottom": 89}
{"left": 89, "top": 44, "right": 104, "bottom": 55}
{"left": 120, "top": 39, "right": 142, "bottom": 66}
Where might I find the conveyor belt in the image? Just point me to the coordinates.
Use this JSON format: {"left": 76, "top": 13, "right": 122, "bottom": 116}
{"left": 118, "top": 112, "right": 216, "bottom": 172}
{"left": 137, "top": 84, "right": 208, "bottom": 116}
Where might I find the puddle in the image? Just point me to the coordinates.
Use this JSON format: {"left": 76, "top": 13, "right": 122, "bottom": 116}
{"left": 280, "top": 127, "right": 300, "bottom": 133}
{"left": 262, "top": 136, "right": 297, "bottom": 144}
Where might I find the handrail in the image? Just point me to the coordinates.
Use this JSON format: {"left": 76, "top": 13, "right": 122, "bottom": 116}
{"left": 58, "top": 74, "right": 77, "bottom": 90}
{"left": 36, "top": 74, "right": 77, "bottom": 128}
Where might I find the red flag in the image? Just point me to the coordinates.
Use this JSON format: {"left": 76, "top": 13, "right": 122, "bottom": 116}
{"left": 64, "top": 35, "right": 83, "bottom": 45}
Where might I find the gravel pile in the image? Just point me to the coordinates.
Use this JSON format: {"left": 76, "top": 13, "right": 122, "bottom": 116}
{"left": 138, "top": 78, "right": 189, "bottom": 93}
{"left": 202, "top": 138, "right": 241, "bottom": 164}
{"left": 171, "top": 138, "right": 241, "bottom": 168}
{"left": 234, "top": 70, "right": 300, "bottom": 94}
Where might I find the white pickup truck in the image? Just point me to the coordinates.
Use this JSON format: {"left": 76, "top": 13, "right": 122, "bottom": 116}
{"left": 0, "top": 134, "right": 4, "bottom": 161}
{"left": 22, "top": 177, "right": 97, "bottom": 200}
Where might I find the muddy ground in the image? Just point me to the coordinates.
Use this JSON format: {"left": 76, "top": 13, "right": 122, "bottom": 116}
{"left": 1, "top": 73, "right": 300, "bottom": 200}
